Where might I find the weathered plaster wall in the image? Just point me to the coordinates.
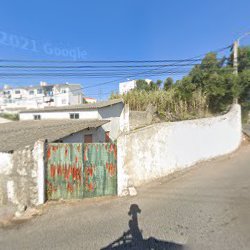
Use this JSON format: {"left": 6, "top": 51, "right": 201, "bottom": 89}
{"left": 0, "top": 152, "right": 12, "bottom": 205}
{"left": 0, "top": 140, "right": 45, "bottom": 206}
{"left": 129, "top": 111, "right": 153, "bottom": 130}
{"left": 117, "top": 105, "right": 242, "bottom": 195}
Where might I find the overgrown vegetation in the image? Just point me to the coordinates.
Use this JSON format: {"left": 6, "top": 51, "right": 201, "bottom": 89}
{"left": 0, "top": 113, "right": 19, "bottom": 121}
{"left": 111, "top": 88, "right": 209, "bottom": 121}
{"left": 110, "top": 47, "right": 250, "bottom": 122}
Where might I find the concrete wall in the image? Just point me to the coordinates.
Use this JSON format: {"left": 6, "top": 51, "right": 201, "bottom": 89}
{"left": 0, "top": 140, "right": 45, "bottom": 206}
{"left": 129, "top": 110, "right": 153, "bottom": 130}
{"left": 117, "top": 105, "right": 242, "bottom": 195}
{"left": 98, "top": 103, "right": 129, "bottom": 141}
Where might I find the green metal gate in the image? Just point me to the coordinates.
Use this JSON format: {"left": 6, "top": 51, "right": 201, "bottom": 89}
{"left": 83, "top": 143, "right": 117, "bottom": 197}
{"left": 46, "top": 143, "right": 117, "bottom": 200}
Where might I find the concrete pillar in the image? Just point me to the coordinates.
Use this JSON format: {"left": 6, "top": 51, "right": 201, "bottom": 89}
{"left": 33, "top": 140, "right": 46, "bottom": 205}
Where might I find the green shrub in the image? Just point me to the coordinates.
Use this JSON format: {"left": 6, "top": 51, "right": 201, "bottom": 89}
{"left": 110, "top": 89, "right": 209, "bottom": 121}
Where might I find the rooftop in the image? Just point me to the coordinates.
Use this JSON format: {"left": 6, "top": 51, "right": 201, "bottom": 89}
{"left": 0, "top": 83, "right": 81, "bottom": 91}
{"left": 0, "top": 119, "right": 108, "bottom": 152}
{"left": 20, "top": 99, "right": 123, "bottom": 113}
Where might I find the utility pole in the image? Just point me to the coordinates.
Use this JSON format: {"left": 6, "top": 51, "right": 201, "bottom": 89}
{"left": 233, "top": 40, "right": 238, "bottom": 76}
{"left": 233, "top": 40, "right": 239, "bottom": 103}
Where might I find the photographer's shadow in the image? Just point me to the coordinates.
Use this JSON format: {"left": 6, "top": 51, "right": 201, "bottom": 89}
{"left": 101, "top": 204, "right": 183, "bottom": 250}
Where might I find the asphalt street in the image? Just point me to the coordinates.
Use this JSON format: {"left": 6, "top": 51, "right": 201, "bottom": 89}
{"left": 0, "top": 143, "right": 250, "bottom": 250}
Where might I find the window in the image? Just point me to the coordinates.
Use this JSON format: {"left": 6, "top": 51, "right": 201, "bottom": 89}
{"left": 61, "top": 89, "right": 67, "bottom": 93}
{"left": 70, "top": 113, "right": 79, "bottom": 119}
{"left": 34, "top": 115, "right": 41, "bottom": 120}
{"left": 105, "top": 131, "right": 110, "bottom": 142}
{"left": 15, "top": 90, "right": 20, "bottom": 94}
{"left": 37, "top": 89, "right": 43, "bottom": 94}
{"left": 84, "top": 134, "right": 93, "bottom": 143}
{"left": 29, "top": 90, "right": 34, "bottom": 95}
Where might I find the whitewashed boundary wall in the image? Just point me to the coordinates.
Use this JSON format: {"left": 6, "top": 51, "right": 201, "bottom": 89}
{"left": 117, "top": 105, "right": 242, "bottom": 195}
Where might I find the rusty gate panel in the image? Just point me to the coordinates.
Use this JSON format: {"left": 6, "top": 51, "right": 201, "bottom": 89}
{"left": 46, "top": 142, "right": 117, "bottom": 200}
{"left": 83, "top": 143, "right": 117, "bottom": 197}
{"left": 46, "top": 143, "right": 83, "bottom": 200}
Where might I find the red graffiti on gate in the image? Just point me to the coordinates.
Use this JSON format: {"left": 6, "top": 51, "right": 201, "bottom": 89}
{"left": 46, "top": 180, "right": 57, "bottom": 194}
{"left": 84, "top": 165, "right": 95, "bottom": 192}
{"left": 67, "top": 183, "right": 74, "bottom": 193}
{"left": 47, "top": 147, "right": 51, "bottom": 159}
{"left": 106, "top": 162, "right": 116, "bottom": 177}
{"left": 49, "top": 164, "right": 82, "bottom": 181}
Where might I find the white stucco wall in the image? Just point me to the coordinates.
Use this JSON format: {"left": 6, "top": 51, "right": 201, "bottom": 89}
{"left": 117, "top": 105, "right": 242, "bottom": 195}
{"left": 19, "top": 110, "right": 99, "bottom": 120}
{"left": 0, "top": 153, "right": 13, "bottom": 176}
{"left": 19, "top": 101, "right": 129, "bottom": 142}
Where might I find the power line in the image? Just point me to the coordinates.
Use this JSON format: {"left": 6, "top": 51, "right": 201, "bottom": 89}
{"left": 0, "top": 60, "right": 227, "bottom": 70}
{"left": 0, "top": 62, "right": 204, "bottom": 69}
{"left": 0, "top": 59, "right": 231, "bottom": 78}
{"left": 0, "top": 58, "right": 211, "bottom": 64}
{"left": 0, "top": 45, "right": 231, "bottom": 64}
{"left": 0, "top": 44, "right": 232, "bottom": 100}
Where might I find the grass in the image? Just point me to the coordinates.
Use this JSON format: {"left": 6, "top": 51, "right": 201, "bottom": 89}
{"left": 110, "top": 89, "right": 210, "bottom": 122}
{"left": 0, "top": 113, "right": 19, "bottom": 121}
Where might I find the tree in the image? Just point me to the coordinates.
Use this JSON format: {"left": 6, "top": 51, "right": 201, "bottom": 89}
{"left": 111, "top": 46, "right": 250, "bottom": 116}
{"left": 136, "top": 80, "right": 150, "bottom": 91}
{"left": 149, "top": 81, "right": 158, "bottom": 91}
{"left": 239, "top": 69, "right": 250, "bottom": 102}
{"left": 176, "top": 76, "right": 196, "bottom": 99}
{"left": 228, "top": 47, "right": 250, "bottom": 73}
{"left": 164, "top": 77, "right": 174, "bottom": 91}
{"left": 156, "top": 80, "right": 162, "bottom": 89}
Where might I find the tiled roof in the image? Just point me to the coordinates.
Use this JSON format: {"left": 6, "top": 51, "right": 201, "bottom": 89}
{"left": 20, "top": 99, "right": 123, "bottom": 113}
{"left": 0, "top": 119, "right": 108, "bottom": 152}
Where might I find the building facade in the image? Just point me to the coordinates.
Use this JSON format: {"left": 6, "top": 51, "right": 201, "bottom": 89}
{"left": 19, "top": 99, "right": 129, "bottom": 141}
{"left": 119, "top": 79, "right": 151, "bottom": 94}
{"left": 0, "top": 82, "right": 83, "bottom": 112}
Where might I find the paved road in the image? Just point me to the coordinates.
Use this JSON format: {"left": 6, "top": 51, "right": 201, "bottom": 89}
{"left": 0, "top": 144, "right": 250, "bottom": 250}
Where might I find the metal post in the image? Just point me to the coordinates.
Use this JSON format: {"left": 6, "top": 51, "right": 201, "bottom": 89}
{"left": 233, "top": 40, "right": 239, "bottom": 104}
{"left": 233, "top": 40, "right": 238, "bottom": 76}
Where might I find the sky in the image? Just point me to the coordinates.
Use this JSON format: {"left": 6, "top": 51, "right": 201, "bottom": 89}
{"left": 0, "top": 0, "right": 250, "bottom": 99}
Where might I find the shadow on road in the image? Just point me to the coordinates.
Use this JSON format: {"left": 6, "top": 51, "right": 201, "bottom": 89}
{"left": 101, "top": 204, "right": 183, "bottom": 250}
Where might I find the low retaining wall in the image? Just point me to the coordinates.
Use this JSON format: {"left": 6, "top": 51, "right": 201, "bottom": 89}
{"left": 117, "top": 104, "right": 242, "bottom": 195}
{"left": 0, "top": 140, "right": 45, "bottom": 206}
{"left": 129, "top": 111, "right": 153, "bottom": 130}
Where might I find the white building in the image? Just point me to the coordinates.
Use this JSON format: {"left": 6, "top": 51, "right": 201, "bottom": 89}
{"left": 0, "top": 82, "right": 83, "bottom": 112}
{"left": 53, "top": 83, "right": 83, "bottom": 106}
{"left": 119, "top": 79, "right": 152, "bottom": 94}
{"left": 19, "top": 99, "right": 129, "bottom": 141}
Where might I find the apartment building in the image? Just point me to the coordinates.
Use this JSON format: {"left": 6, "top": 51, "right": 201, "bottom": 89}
{"left": 119, "top": 79, "right": 152, "bottom": 94}
{"left": 0, "top": 82, "right": 83, "bottom": 112}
